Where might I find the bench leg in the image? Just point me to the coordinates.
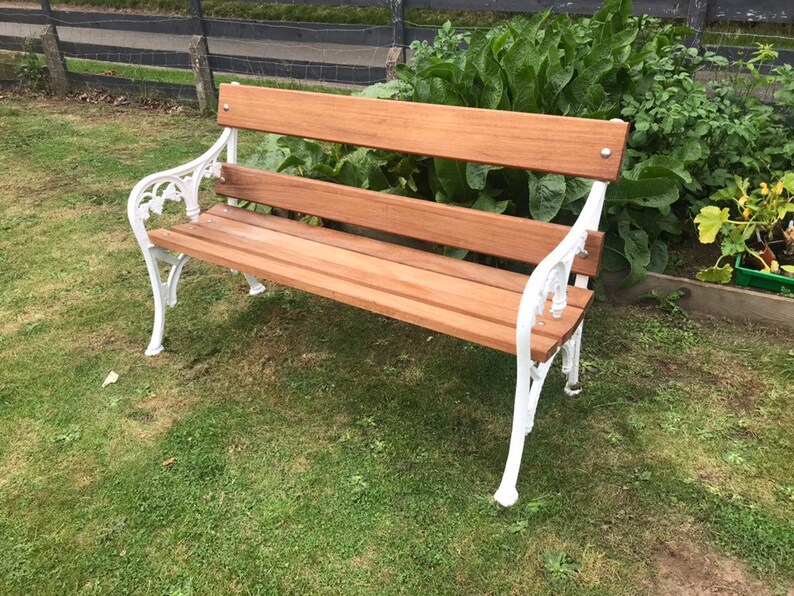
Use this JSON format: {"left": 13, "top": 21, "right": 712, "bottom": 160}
{"left": 495, "top": 357, "right": 555, "bottom": 507}
{"left": 143, "top": 248, "right": 190, "bottom": 356}
{"left": 242, "top": 273, "right": 266, "bottom": 296}
{"left": 561, "top": 324, "right": 584, "bottom": 396}
{"left": 493, "top": 356, "right": 538, "bottom": 506}
{"left": 525, "top": 359, "right": 553, "bottom": 434}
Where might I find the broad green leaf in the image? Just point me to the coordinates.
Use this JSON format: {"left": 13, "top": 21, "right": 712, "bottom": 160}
{"left": 693, "top": 206, "right": 729, "bottom": 244}
{"left": 670, "top": 139, "right": 703, "bottom": 164}
{"left": 618, "top": 221, "right": 651, "bottom": 287}
{"left": 244, "top": 134, "right": 290, "bottom": 172}
{"left": 780, "top": 172, "right": 794, "bottom": 194}
{"left": 462, "top": 31, "right": 490, "bottom": 87}
{"left": 477, "top": 67, "right": 506, "bottom": 109}
{"left": 696, "top": 264, "right": 733, "bottom": 284}
{"left": 466, "top": 163, "right": 501, "bottom": 191}
{"left": 507, "top": 7, "right": 551, "bottom": 42}
{"left": 648, "top": 239, "right": 668, "bottom": 273}
{"left": 276, "top": 154, "right": 305, "bottom": 173}
{"left": 569, "top": 57, "right": 614, "bottom": 108}
{"left": 427, "top": 77, "right": 466, "bottom": 106}
{"left": 434, "top": 159, "right": 475, "bottom": 203}
{"left": 564, "top": 178, "right": 593, "bottom": 205}
{"left": 443, "top": 246, "right": 469, "bottom": 259}
{"left": 608, "top": 177, "right": 679, "bottom": 209}
{"left": 601, "top": 233, "right": 629, "bottom": 272}
{"left": 510, "top": 66, "right": 539, "bottom": 112}
{"left": 529, "top": 174, "right": 566, "bottom": 222}
{"left": 778, "top": 203, "right": 794, "bottom": 218}
{"left": 584, "top": 28, "right": 637, "bottom": 68}
{"left": 277, "top": 137, "right": 326, "bottom": 169}
{"left": 720, "top": 233, "right": 746, "bottom": 256}
{"left": 630, "top": 155, "right": 692, "bottom": 185}
{"left": 472, "top": 191, "right": 509, "bottom": 214}
{"left": 419, "top": 61, "right": 464, "bottom": 84}
{"left": 710, "top": 186, "right": 738, "bottom": 202}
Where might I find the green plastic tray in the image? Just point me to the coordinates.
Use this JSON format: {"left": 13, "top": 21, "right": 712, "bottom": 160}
{"left": 734, "top": 255, "right": 794, "bottom": 293}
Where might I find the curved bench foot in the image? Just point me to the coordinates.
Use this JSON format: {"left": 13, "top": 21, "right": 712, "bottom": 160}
{"left": 145, "top": 344, "right": 164, "bottom": 357}
{"left": 141, "top": 249, "right": 189, "bottom": 357}
{"left": 496, "top": 356, "right": 555, "bottom": 506}
{"left": 494, "top": 357, "right": 532, "bottom": 507}
{"left": 493, "top": 486, "right": 519, "bottom": 507}
{"left": 243, "top": 273, "right": 266, "bottom": 296}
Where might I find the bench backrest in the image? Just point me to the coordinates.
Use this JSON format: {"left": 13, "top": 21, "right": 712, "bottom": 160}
{"left": 214, "top": 84, "right": 629, "bottom": 277}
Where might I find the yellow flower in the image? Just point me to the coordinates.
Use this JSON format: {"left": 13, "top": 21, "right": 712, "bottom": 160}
{"left": 738, "top": 195, "right": 749, "bottom": 206}
{"left": 760, "top": 182, "right": 769, "bottom": 196}
{"left": 742, "top": 208, "right": 751, "bottom": 220}
{"left": 774, "top": 181, "right": 783, "bottom": 195}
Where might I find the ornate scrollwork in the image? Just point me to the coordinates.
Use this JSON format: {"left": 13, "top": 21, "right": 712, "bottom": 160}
{"left": 135, "top": 178, "right": 188, "bottom": 222}
{"left": 133, "top": 158, "right": 224, "bottom": 223}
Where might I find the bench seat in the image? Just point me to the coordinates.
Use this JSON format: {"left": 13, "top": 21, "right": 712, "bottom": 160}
{"left": 149, "top": 203, "right": 593, "bottom": 363}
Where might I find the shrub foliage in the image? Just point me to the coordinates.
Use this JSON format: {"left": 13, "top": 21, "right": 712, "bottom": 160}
{"left": 248, "top": 0, "right": 794, "bottom": 284}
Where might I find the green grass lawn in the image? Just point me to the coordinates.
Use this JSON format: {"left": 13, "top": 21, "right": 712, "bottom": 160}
{"left": 0, "top": 93, "right": 793, "bottom": 595}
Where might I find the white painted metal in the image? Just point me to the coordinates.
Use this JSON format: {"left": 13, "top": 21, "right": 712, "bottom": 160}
{"left": 225, "top": 125, "right": 266, "bottom": 295}
{"left": 127, "top": 127, "right": 264, "bottom": 356}
{"left": 493, "top": 179, "right": 608, "bottom": 507}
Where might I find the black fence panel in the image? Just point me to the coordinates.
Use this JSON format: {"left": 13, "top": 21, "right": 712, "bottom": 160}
{"left": 209, "top": 53, "right": 386, "bottom": 85}
{"left": 67, "top": 71, "right": 199, "bottom": 100}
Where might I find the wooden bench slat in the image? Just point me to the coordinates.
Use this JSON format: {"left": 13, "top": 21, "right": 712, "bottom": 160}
{"left": 215, "top": 165, "right": 604, "bottom": 277}
{"left": 179, "top": 215, "right": 524, "bottom": 328}
{"left": 207, "top": 205, "right": 594, "bottom": 311}
{"left": 216, "top": 84, "right": 629, "bottom": 181}
{"left": 148, "top": 227, "right": 564, "bottom": 361}
{"left": 172, "top": 213, "right": 586, "bottom": 346}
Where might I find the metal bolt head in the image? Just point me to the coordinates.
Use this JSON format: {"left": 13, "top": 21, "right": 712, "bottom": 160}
{"left": 219, "top": 176, "right": 226, "bottom": 183}
{"left": 577, "top": 248, "right": 589, "bottom": 259}
{"left": 223, "top": 103, "right": 230, "bottom": 112}
{"left": 600, "top": 147, "right": 611, "bottom": 159}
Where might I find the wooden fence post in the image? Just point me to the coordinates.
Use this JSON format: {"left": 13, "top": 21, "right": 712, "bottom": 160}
{"left": 188, "top": 0, "right": 216, "bottom": 113}
{"left": 390, "top": 0, "right": 405, "bottom": 64}
{"left": 686, "top": 0, "right": 710, "bottom": 49}
{"left": 39, "top": 0, "right": 69, "bottom": 95}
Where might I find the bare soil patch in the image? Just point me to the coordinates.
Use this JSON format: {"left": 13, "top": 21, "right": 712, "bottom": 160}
{"left": 653, "top": 536, "right": 776, "bottom": 596}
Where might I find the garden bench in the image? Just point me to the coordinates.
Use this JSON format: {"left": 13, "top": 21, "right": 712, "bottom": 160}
{"left": 128, "top": 83, "right": 629, "bottom": 506}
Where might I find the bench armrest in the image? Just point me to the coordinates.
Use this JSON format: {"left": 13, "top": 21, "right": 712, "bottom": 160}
{"left": 515, "top": 180, "right": 608, "bottom": 362}
{"left": 127, "top": 127, "right": 234, "bottom": 251}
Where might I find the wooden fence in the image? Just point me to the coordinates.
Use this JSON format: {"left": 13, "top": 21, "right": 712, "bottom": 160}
{"left": 0, "top": 0, "right": 791, "bottom": 107}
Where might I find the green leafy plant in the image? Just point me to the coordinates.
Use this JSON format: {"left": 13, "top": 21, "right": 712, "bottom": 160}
{"left": 542, "top": 551, "right": 581, "bottom": 586}
{"left": 694, "top": 173, "right": 794, "bottom": 283}
{"left": 639, "top": 288, "right": 689, "bottom": 318}
{"left": 16, "top": 39, "right": 48, "bottom": 91}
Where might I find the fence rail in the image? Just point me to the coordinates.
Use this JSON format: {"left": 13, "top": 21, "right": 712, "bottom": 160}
{"left": 0, "top": 0, "right": 791, "bottom": 105}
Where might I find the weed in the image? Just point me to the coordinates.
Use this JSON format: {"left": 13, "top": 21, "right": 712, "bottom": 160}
{"left": 53, "top": 424, "right": 82, "bottom": 446}
{"left": 542, "top": 551, "right": 581, "bottom": 586}
{"left": 639, "top": 288, "right": 690, "bottom": 319}
{"left": 15, "top": 39, "right": 47, "bottom": 91}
